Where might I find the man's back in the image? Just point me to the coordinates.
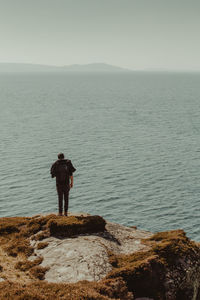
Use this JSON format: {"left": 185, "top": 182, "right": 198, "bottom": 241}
{"left": 51, "top": 158, "right": 76, "bottom": 185}
{"left": 51, "top": 159, "right": 70, "bottom": 185}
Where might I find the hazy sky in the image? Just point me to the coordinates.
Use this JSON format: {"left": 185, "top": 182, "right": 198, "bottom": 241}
{"left": 0, "top": 0, "right": 200, "bottom": 70}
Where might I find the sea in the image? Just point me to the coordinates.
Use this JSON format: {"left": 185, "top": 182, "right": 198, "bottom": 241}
{"left": 1, "top": 71, "right": 200, "bottom": 241}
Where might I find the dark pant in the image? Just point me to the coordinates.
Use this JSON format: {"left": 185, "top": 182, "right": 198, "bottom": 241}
{"left": 56, "top": 184, "right": 69, "bottom": 214}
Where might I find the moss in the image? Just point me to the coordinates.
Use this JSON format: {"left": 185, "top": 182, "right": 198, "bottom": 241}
{"left": 107, "top": 251, "right": 119, "bottom": 268}
{"left": 29, "top": 265, "right": 50, "bottom": 280}
{"left": 95, "top": 277, "right": 133, "bottom": 299}
{"left": 37, "top": 242, "right": 48, "bottom": 250}
{"left": 148, "top": 230, "right": 200, "bottom": 265}
{"left": 148, "top": 229, "right": 186, "bottom": 242}
{"left": 107, "top": 229, "right": 200, "bottom": 299}
{"left": 108, "top": 251, "right": 165, "bottom": 299}
{"left": 0, "top": 278, "right": 132, "bottom": 299}
{"left": 15, "top": 257, "right": 43, "bottom": 272}
{"left": 15, "top": 257, "right": 48, "bottom": 281}
{"left": 48, "top": 215, "right": 106, "bottom": 237}
{"left": 5, "top": 239, "right": 34, "bottom": 257}
{"left": 0, "top": 215, "right": 54, "bottom": 258}
{"left": 32, "top": 230, "right": 50, "bottom": 241}
{"left": 0, "top": 217, "right": 28, "bottom": 235}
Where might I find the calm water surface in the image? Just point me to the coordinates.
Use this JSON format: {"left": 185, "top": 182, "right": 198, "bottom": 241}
{"left": 1, "top": 72, "right": 200, "bottom": 240}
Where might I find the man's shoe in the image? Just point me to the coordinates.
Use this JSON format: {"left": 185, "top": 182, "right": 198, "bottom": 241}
{"left": 64, "top": 212, "right": 68, "bottom": 216}
{"left": 58, "top": 213, "right": 63, "bottom": 216}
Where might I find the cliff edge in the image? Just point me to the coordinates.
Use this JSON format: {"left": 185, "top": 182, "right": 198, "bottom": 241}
{"left": 0, "top": 213, "right": 200, "bottom": 300}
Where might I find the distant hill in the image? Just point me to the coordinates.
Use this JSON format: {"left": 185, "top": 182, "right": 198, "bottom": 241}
{"left": 0, "top": 63, "right": 132, "bottom": 73}
{"left": 61, "top": 63, "right": 131, "bottom": 72}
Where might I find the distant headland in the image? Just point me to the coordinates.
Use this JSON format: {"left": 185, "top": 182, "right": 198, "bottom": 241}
{"left": 0, "top": 63, "right": 132, "bottom": 73}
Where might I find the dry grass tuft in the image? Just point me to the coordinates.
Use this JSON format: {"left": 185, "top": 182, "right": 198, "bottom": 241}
{"left": 0, "top": 277, "right": 132, "bottom": 299}
{"left": 37, "top": 242, "right": 49, "bottom": 250}
{"left": 48, "top": 215, "right": 106, "bottom": 237}
{"left": 29, "top": 265, "right": 50, "bottom": 280}
{"left": 5, "top": 238, "right": 34, "bottom": 257}
{"left": 15, "top": 257, "right": 43, "bottom": 272}
{"left": 0, "top": 217, "right": 28, "bottom": 235}
{"left": 32, "top": 230, "right": 50, "bottom": 241}
{"left": 148, "top": 229, "right": 199, "bottom": 265}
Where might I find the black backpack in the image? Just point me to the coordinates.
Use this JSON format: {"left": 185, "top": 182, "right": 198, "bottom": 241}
{"left": 56, "top": 162, "right": 69, "bottom": 183}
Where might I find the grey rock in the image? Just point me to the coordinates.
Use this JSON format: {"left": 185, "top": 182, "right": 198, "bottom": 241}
{"left": 30, "top": 219, "right": 152, "bottom": 283}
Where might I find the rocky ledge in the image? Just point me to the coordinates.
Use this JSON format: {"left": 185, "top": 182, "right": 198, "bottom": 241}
{"left": 0, "top": 213, "right": 200, "bottom": 300}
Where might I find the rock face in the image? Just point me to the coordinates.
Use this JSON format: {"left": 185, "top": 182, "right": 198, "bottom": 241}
{"left": 108, "top": 229, "right": 200, "bottom": 300}
{"left": 30, "top": 221, "right": 152, "bottom": 283}
{"left": 1, "top": 213, "right": 200, "bottom": 300}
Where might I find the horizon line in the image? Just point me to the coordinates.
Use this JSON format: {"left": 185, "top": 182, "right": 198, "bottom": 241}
{"left": 0, "top": 62, "right": 200, "bottom": 73}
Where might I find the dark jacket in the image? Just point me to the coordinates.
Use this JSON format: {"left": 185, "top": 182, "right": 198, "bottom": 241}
{"left": 51, "top": 159, "right": 76, "bottom": 185}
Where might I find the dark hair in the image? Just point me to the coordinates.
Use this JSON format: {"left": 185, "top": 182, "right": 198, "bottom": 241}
{"left": 58, "top": 153, "right": 65, "bottom": 160}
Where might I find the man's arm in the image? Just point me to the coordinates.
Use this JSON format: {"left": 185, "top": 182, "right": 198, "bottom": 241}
{"left": 68, "top": 160, "right": 76, "bottom": 188}
{"left": 70, "top": 175, "right": 74, "bottom": 188}
{"left": 50, "top": 162, "right": 56, "bottom": 178}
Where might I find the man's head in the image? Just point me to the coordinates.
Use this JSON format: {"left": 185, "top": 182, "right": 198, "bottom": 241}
{"left": 58, "top": 153, "right": 65, "bottom": 160}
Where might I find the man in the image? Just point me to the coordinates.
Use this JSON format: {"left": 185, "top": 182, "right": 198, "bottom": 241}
{"left": 51, "top": 153, "right": 76, "bottom": 216}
